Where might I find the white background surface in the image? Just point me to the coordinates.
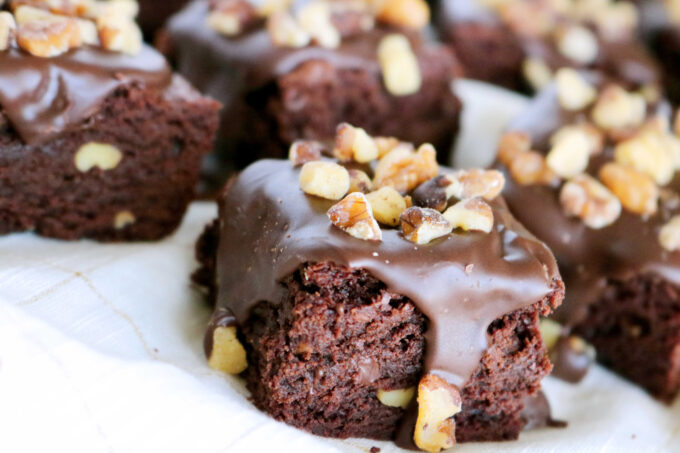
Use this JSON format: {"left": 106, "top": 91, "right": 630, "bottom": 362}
{"left": 1, "top": 81, "right": 679, "bottom": 453}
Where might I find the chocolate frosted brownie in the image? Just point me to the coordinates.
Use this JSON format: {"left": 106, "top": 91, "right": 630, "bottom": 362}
{"left": 195, "top": 125, "right": 564, "bottom": 451}
{"left": 437, "top": 0, "right": 660, "bottom": 93}
{"left": 166, "top": 0, "right": 462, "bottom": 176}
{"left": 497, "top": 69, "right": 680, "bottom": 402}
{"left": 0, "top": 1, "right": 220, "bottom": 241}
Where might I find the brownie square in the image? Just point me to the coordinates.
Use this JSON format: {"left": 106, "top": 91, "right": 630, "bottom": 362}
{"left": 166, "top": 0, "right": 462, "bottom": 177}
{"left": 194, "top": 126, "right": 564, "bottom": 450}
{"left": 496, "top": 72, "right": 680, "bottom": 402}
{"left": 0, "top": 3, "right": 220, "bottom": 241}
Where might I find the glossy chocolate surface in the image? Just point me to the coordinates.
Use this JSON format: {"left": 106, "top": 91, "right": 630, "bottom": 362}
{"left": 501, "top": 85, "right": 680, "bottom": 326}
{"left": 0, "top": 45, "right": 172, "bottom": 145}
{"left": 210, "top": 159, "right": 560, "bottom": 387}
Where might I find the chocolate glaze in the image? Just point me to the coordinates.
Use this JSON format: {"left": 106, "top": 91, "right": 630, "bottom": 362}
{"left": 0, "top": 45, "right": 172, "bottom": 145}
{"left": 501, "top": 84, "right": 680, "bottom": 327}
{"left": 210, "top": 159, "right": 560, "bottom": 388}
{"left": 438, "top": 0, "right": 660, "bottom": 88}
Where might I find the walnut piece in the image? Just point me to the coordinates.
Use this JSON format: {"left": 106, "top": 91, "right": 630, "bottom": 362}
{"left": 555, "top": 25, "right": 599, "bottom": 65}
{"left": 348, "top": 169, "right": 373, "bottom": 193}
{"left": 377, "top": 387, "right": 415, "bottom": 409}
{"left": 0, "top": 11, "right": 16, "bottom": 51}
{"left": 113, "top": 210, "right": 135, "bottom": 229}
{"left": 74, "top": 142, "right": 123, "bottom": 172}
{"left": 376, "top": 0, "right": 430, "bottom": 29}
{"left": 16, "top": 17, "right": 81, "bottom": 57}
{"left": 442, "top": 198, "right": 494, "bottom": 233}
{"left": 659, "top": 215, "right": 680, "bottom": 252}
{"left": 299, "top": 161, "right": 350, "bottom": 200}
{"left": 413, "top": 374, "right": 462, "bottom": 453}
{"left": 97, "top": 12, "right": 141, "bottom": 54}
{"left": 614, "top": 130, "right": 677, "bottom": 185}
{"left": 522, "top": 57, "right": 552, "bottom": 91}
{"left": 555, "top": 68, "right": 596, "bottom": 111}
{"left": 546, "top": 127, "right": 591, "bottom": 178}
{"left": 599, "top": 162, "right": 658, "bottom": 216}
{"left": 327, "top": 192, "right": 382, "bottom": 241}
{"left": 333, "top": 122, "right": 379, "bottom": 163}
{"left": 377, "top": 33, "right": 422, "bottom": 96}
{"left": 591, "top": 85, "right": 646, "bottom": 132}
{"left": 509, "top": 150, "right": 560, "bottom": 186}
{"left": 267, "top": 10, "right": 310, "bottom": 48}
{"left": 207, "top": 326, "right": 248, "bottom": 374}
{"left": 297, "top": 0, "right": 340, "bottom": 48}
{"left": 560, "top": 174, "right": 621, "bottom": 229}
{"left": 411, "top": 175, "right": 454, "bottom": 212}
{"left": 288, "top": 139, "right": 323, "bottom": 166}
{"left": 550, "top": 123, "right": 604, "bottom": 156}
{"left": 497, "top": 131, "right": 531, "bottom": 164}
{"left": 366, "top": 186, "right": 407, "bottom": 226}
{"left": 400, "top": 206, "right": 452, "bottom": 244}
{"left": 447, "top": 168, "right": 505, "bottom": 201}
{"left": 373, "top": 143, "right": 438, "bottom": 193}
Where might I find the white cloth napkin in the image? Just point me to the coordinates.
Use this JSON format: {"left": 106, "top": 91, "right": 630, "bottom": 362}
{"left": 1, "top": 81, "right": 679, "bottom": 453}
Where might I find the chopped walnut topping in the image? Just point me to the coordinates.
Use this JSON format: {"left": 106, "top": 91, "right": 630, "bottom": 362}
{"left": 591, "top": 85, "right": 646, "bottom": 132}
{"left": 327, "top": 192, "right": 382, "bottom": 241}
{"left": 555, "top": 25, "right": 598, "bottom": 64}
{"left": 550, "top": 123, "right": 604, "bottom": 156}
{"left": 288, "top": 140, "right": 323, "bottom": 166}
{"left": 593, "top": 1, "right": 637, "bottom": 41}
{"left": 207, "top": 0, "right": 258, "bottom": 37}
{"left": 614, "top": 130, "right": 676, "bottom": 185}
{"left": 442, "top": 198, "right": 494, "bottom": 233}
{"left": 522, "top": 57, "right": 552, "bottom": 91}
{"left": 16, "top": 17, "right": 80, "bottom": 57}
{"left": 560, "top": 173, "right": 621, "bottom": 229}
{"left": 348, "top": 169, "right": 373, "bottom": 193}
{"left": 377, "top": 387, "right": 415, "bottom": 409}
{"left": 266, "top": 10, "right": 310, "bottom": 48}
{"left": 96, "top": 11, "right": 141, "bottom": 54}
{"left": 599, "top": 162, "right": 658, "bottom": 216}
{"left": 413, "top": 374, "right": 461, "bottom": 453}
{"left": 659, "top": 215, "right": 680, "bottom": 252}
{"left": 447, "top": 169, "right": 505, "bottom": 201}
{"left": 555, "top": 68, "right": 597, "bottom": 111}
{"left": 377, "top": 33, "right": 421, "bottom": 96}
{"left": 376, "top": 0, "right": 429, "bottom": 29}
{"left": 497, "top": 131, "right": 531, "bottom": 164}
{"left": 508, "top": 150, "right": 560, "bottom": 186}
{"left": 297, "top": 0, "right": 340, "bottom": 48}
{"left": 400, "top": 206, "right": 452, "bottom": 244}
{"left": 373, "top": 143, "right": 438, "bottom": 193}
{"left": 0, "top": 11, "right": 16, "bottom": 51}
{"left": 299, "top": 161, "right": 350, "bottom": 200}
{"left": 333, "top": 122, "right": 379, "bottom": 163}
{"left": 207, "top": 325, "right": 248, "bottom": 374}
{"left": 546, "top": 127, "right": 591, "bottom": 178}
{"left": 367, "top": 186, "right": 407, "bottom": 226}
{"left": 254, "top": 0, "right": 291, "bottom": 17}
{"left": 373, "top": 136, "right": 405, "bottom": 158}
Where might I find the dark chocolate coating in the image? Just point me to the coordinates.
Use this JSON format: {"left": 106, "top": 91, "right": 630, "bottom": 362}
{"left": 0, "top": 45, "right": 172, "bottom": 145}
{"left": 211, "top": 159, "right": 560, "bottom": 387}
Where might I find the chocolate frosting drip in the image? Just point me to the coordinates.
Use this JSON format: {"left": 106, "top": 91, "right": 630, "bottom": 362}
{"left": 0, "top": 45, "right": 172, "bottom": 145}
{"left": 213, "top": 159, "right": 559, "bottom": 387}
{"left": 502, "top": 85, "right": 680, "bottom": 326}
{"left": 168, "top": 1, "right": 438, "bottom": 108}
{"left": 439, "top": 0, "right": 660, "bottom": 87}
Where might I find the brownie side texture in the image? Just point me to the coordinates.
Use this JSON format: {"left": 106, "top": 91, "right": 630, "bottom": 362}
{"left": 0, "top": 76, "right": 219, "bottom": 241}
{"left": 574, "top": 274, "right": 680, "bottom": 403}
{"left": 194, "top": 232, "right": 564, "bottom": 442}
